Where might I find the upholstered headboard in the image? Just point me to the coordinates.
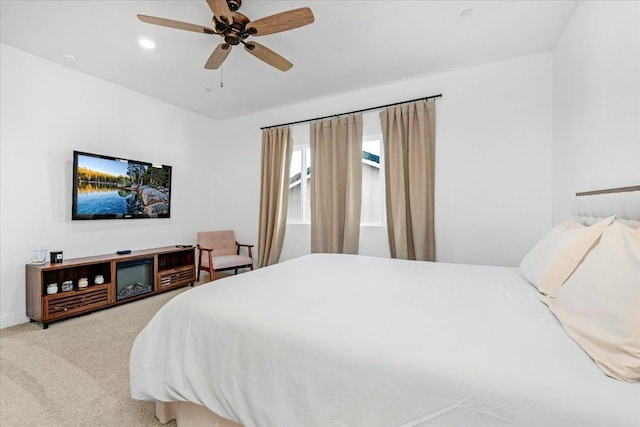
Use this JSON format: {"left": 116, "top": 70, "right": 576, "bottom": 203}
{"left": 572, "top": 185, "right": 640, "bottom": 228}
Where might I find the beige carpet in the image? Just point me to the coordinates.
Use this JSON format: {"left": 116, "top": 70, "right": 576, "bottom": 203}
{"left": 0, "top": 272, "right": 229, "bottom": 427}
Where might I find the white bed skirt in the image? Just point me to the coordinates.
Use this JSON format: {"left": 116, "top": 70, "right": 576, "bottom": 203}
{"left": 156, "top": 401, "right": 243, "bottom": 427}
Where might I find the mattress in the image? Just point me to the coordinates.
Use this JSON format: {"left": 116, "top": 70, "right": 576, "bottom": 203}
{"left": 130, "top": 254, "right": 640, "bottom": 426}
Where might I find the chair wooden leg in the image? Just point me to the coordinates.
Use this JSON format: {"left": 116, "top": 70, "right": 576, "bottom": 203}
{"left": 234, "top": 268, "right": 238, "bottom": 275}
{"left": 197, "top": 248, "right": 203, "bottom": 282}
{"left": 208, "top": 251, "right": 215, "bottom": 281}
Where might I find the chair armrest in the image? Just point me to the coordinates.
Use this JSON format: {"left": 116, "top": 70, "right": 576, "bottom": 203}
{"left": 235, "top": 242, "right": 254, "bottom": 258}
{"left": 197, "top": 245, "right": 213, "bottom": 252}
{"left": 235, "top": 242, "right": 254, "bottom": 248}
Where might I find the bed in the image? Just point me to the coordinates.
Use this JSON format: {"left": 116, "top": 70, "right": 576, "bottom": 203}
{"left": 130, "top": 187, "right": 640, "bottom": 426}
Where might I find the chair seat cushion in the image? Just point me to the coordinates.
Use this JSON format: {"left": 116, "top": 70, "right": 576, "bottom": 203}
{"left": 204, "top": 255, "right": 253, "bottom": 270}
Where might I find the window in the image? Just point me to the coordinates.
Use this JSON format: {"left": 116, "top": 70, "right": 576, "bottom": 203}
{"left": 361, "top": 137, "right": 385, "bottom": 225}
{"left": 287, "top": 137, "right": 386, "bottom": 225}
{"left": 287, "top": 147, "right": 311, "bottom": 223}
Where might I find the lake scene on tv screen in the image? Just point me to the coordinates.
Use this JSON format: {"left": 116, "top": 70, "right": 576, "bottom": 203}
{"left": 76, "top": 154, "right": 170, "bottom": 217}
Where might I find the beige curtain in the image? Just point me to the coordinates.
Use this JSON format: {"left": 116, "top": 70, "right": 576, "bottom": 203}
{"left": 258, "top": 126, "right": 293, "bottom": 267}
{"left": 380, "top": 99, "right": 436, "bottom": 261}
{"left": 310, "top": 114, "right": 363, "bottom": 254}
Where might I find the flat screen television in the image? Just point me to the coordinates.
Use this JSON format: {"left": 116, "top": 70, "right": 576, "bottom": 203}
{"left": 72, "top": 151, "right": 172, "bottom": 220}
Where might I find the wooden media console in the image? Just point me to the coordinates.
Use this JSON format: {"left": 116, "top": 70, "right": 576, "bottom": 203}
{"left": 26, "top": 246, "right": 195, "bottom": 329}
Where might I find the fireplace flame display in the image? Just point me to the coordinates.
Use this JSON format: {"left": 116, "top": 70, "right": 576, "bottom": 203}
{"left": 117, "top": 282, "right": 153, "bottom": 300}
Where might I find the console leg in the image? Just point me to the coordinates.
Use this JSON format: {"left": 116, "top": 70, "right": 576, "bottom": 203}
{"left": 43, "top": 323, "right": 48, "bottom": 330}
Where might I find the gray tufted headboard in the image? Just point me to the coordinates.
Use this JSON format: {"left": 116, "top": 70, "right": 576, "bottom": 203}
{"left": 572, "top": 185, "right": 640, "bottom": 228}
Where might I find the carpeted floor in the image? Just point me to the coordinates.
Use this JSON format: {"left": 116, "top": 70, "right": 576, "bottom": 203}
{"left": 0, "top": 272, "right": 228, "bottom": 427}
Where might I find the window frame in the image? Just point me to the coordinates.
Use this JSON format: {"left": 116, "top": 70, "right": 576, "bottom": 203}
{"left": 286, "top": 136, "right": 386, "bottom": 226}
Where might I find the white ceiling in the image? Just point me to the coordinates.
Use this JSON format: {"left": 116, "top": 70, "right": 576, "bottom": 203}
{"left": 0, "top": 0, "right": 578, "bottom": 120}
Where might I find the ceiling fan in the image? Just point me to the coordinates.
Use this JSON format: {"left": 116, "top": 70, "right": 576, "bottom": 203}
{"left": 137, "top": 0, "right": 314, "bottom": 72}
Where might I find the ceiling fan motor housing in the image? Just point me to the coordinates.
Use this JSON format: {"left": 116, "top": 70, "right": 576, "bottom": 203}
{"left": 215, "top": 11, "right": 250, "bottom": 45}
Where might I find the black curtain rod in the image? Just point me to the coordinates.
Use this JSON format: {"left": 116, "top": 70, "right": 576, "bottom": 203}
{"left": 260, "top": 93, "right": 443, "bottom": 130}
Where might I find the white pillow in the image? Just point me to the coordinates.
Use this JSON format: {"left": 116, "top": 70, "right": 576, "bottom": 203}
{"left": 518, "top": 216, "right": 614, "bottom": 297}
{"left": 548, "top": 222, "right": 640, "bottom": 382}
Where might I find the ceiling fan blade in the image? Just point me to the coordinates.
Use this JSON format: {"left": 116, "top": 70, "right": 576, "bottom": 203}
{"left": 244, "top": 41, "right": 293, "bottom": 72}
{"left": 206, "top": 0, "right": 233, "bottom": 24}
{"left": 246, "top": 7, "right": 314, "bottom": 36}
{"left": 137, "top": 14, "right": 216, "bottom": 34}
{"left": 205, "top": 43, "right": 232, "bottom": 69}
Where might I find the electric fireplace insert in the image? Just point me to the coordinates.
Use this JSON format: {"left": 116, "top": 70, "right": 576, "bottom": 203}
{"left": 116, "top": 257, "right": 154, "bottom": 301}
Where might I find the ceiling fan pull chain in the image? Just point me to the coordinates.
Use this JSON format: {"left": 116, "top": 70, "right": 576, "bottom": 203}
{"left": 220, "top": 65, "right": 224, "bottom": 88}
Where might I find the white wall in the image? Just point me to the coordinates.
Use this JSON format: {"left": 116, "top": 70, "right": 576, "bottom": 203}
{"left": 0, "top": 44, "right": 220, "bottom": 328}
{"left": 217, "top": 52, "right": 553, "bottom": 268}
{"left": 0, "top": 46, "right": 554, "bottom": 329}
{"left": 552, "top": 1, "right": 640, "bottom": 223}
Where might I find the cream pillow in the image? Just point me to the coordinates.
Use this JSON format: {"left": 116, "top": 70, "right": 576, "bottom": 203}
{"left": 548, "top": 222, "right": 640, "bottom": 382}
{"left": 518, "top": 216, "right": 614, "bottom": 297}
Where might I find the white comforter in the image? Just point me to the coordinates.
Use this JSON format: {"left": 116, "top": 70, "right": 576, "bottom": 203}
{"left": 130, "top": 254, "right": 640, "bottom": 426}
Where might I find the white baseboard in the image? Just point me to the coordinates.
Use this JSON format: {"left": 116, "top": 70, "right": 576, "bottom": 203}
{"left": 0, "top": 312, "right": 30, "bottom": 329}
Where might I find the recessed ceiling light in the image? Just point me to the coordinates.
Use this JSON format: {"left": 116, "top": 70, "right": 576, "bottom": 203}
{"left": 61, "top": 52, "right": 77, "bottom": 61}
{"left": 460, "top": 9, "right": 474, "bottom": 18}
{"left": 139, "top": 38, "right": 156, "bottom": 49}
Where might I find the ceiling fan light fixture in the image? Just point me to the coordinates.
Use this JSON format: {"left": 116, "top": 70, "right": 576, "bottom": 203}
{"left": 138, "top": 38, "right": 156, "bottom": 49}
{"left": 224, "top": 32, "right": 241, "bottom": 45}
